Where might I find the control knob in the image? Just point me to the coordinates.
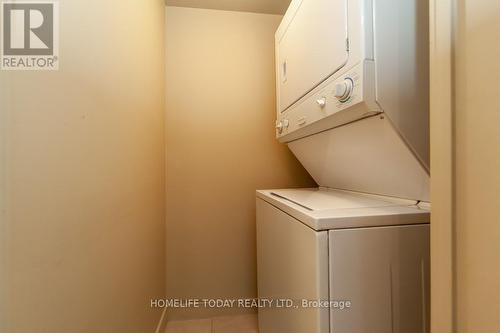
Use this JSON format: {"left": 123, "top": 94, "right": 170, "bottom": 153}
{"left": 276, "top": 121, "right": 284, "bottom": 134}
{"left": 334, "top": 78, "right": 353, "bottom": 102}
{"left": 316, "top": 97, "right": 327, "bottom": 108}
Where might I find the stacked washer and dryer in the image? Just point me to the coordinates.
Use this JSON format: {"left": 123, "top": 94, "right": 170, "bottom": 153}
{"left": 256, "top": 0, "right": 430, "bottom": 332}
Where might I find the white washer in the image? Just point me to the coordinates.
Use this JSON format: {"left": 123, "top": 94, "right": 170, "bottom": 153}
{"left": 256, "top": 188, "right": 429, "bottom": 333}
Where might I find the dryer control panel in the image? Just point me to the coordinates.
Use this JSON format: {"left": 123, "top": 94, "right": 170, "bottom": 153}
{"left": 276, "top": 61, "right": 381, "bottom": 143}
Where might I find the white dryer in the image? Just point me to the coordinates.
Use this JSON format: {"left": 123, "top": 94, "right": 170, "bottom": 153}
{"left": 256, "top": 188, "right": 430, "bottom": 333}
{"left": 275, "top": 0, "right": 430, "bottom": 174}
{"left": 273, "top": 0, "right": 430, "bottom": 202}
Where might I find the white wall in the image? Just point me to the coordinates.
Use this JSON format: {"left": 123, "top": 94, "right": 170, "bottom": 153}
{"left": 165, "top": 6, "right": 315, "bottom": 320}
{"left": 0, "top": 1, "right": 166, "bottom": 332}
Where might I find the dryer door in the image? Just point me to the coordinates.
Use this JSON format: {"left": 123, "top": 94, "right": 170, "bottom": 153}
{"left": 277, "top": 0, "right": 349, "bottom": 113}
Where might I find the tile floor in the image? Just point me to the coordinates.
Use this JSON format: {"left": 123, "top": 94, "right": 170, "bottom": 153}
{"left": 165, "top": 314, "right": 258, "bottom": 333}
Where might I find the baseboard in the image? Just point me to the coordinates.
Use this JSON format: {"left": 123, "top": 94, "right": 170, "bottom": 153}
{"left": 154, "top": 307, "right": 168, "bottom": 333}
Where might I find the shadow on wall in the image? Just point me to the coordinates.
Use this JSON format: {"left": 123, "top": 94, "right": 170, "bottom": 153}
{"left": 165, "top": 6, "right": 316, "bottom": 320}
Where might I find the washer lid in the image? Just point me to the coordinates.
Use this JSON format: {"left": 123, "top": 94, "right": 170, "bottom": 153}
{"left": 257, "top": 188, "right": 429, "bottom": 231}
{"left": 269, "top": 188, "right": 411, "bottom": 211}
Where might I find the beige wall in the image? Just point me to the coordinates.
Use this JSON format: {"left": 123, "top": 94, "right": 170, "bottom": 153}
{"left": 455, "top": 0, "right": 500, "bottom": 332}
{"left": 165, "top": 7, "right": 315, "bottom": 320}
{"left": 0, "top": 1, "right": 166, "bottom": 332}
{"left": 431, "top": 0, "right": 500, "bottom": 332}
{"left": 429, "top": 0, "right": 454, "bottom": 331}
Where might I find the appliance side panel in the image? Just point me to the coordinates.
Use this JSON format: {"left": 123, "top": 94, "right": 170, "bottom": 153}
{"left": 256, "top": 198, "right": 329, "bottom": 333}
{"left": 374, "top": 0, "right": 430, "bottom": 169}
{"left": 329, "top": 224, "right": 430, "bottom": 333}
{"left": 287, "top": 116, "right": 430, "bottom": 201}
